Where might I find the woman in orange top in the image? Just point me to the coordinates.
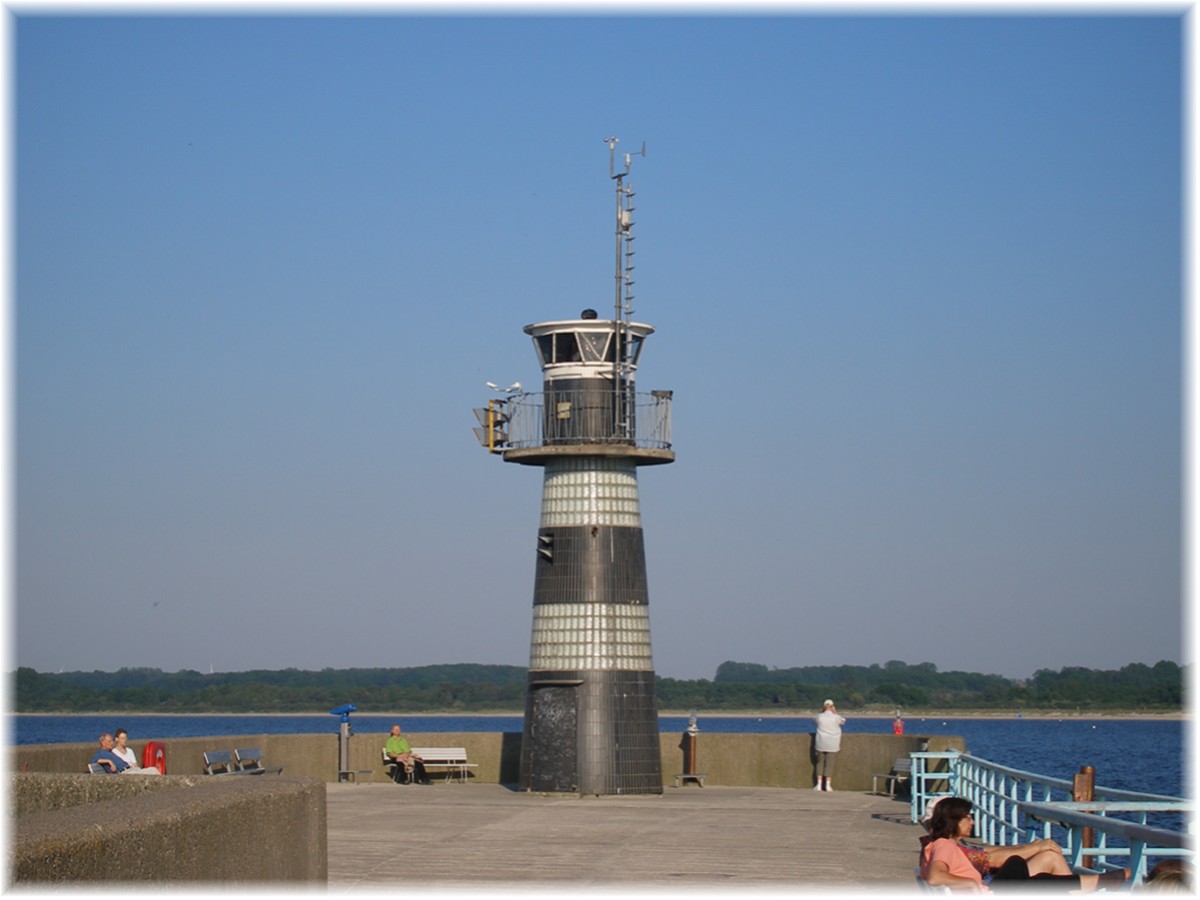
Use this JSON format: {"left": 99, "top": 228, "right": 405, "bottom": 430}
{"left": 920, "top": 797, "right": 1129, "bottom": 892}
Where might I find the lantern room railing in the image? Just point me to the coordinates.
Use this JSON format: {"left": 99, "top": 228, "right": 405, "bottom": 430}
{"left": 503, "top": 389, "right": 672, "bottom": 451}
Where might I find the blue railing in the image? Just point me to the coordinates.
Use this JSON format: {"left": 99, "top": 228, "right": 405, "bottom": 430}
{"left": 909, "top": 750, "right": 1192, "bottom": 886}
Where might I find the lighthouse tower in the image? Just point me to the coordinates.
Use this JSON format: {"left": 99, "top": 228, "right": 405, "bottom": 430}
{"left": 473, "top": 138, "right": 673, "bottom": 795}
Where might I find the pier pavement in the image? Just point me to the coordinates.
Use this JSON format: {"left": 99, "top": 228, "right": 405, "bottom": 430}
{"left": 326, "top": 782, "right": 924, "bottom": 891}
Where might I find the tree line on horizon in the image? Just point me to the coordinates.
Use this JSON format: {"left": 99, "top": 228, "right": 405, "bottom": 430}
{"left": 11, "top": 659, "right": 1184, "bottom": 713}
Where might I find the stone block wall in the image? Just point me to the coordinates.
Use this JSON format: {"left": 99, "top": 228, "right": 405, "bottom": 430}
{"left": 11, "top": 773, "right": 326, "bottom": 884}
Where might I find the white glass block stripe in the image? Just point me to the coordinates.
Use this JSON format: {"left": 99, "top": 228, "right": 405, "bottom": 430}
{"left": 529, "top": 603, "right": 654, "bottom": 671}
{"left": 541, "top": 459, "right": 641, "bottom": 528}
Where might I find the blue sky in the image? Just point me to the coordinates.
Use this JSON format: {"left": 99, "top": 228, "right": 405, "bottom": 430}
{"left": 12, "top": 11, "right": 1183, "bottom": 682}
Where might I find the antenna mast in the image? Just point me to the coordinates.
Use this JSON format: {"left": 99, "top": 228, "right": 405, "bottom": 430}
{"left": 605, "top": 136, "right": 645, "bottom": 440}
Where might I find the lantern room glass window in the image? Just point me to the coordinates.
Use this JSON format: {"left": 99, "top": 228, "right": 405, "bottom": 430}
{"left": 579, "top": 332, "right": 609, "bottom": 362}
{"left": 533, "top": 333, "right": 582, "bottom": 365}
{"left": 534, "top": 330, "right": 644, "bottom": 366}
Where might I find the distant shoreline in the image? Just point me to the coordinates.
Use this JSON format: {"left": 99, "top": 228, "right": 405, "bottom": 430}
{"left": 13, "top": 709, "right": 1189, "bottom": 721}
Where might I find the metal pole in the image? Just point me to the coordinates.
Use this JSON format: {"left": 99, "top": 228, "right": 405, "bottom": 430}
{"left": 614, "top": 177, "right": 622, "bottom": 435}
{"left": 338, "top": 721, "right": 352, "bottom": 782}
{"left": 685, "top": 711, "right": 700, "bottom": 775}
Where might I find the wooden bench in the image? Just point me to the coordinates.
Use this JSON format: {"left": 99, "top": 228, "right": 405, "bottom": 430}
{"left": 233, "top": 747, "right": 284, "bottom": 775}
{"left": 872, "top": 757, "right": 913, "bottom": 797}
{"left": 382, "top": 746, "right": 477, "bottom": 783}
{"left": 87, "top": 762, "right": 110, "bottom": 775}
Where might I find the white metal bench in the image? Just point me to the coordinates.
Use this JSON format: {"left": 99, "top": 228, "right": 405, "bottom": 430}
{"left": 414, "top": 747, "right": 478, "bottom": 783}
{"left": 872, "top": 757, "right": 913, "bottom": 797}
{"left": 383, "top": 746, "right": 477, "bottom": 783}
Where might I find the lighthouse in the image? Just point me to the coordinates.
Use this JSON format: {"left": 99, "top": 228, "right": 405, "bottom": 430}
{"left": 473, "top": 138, "right": 673, "bottom": 795}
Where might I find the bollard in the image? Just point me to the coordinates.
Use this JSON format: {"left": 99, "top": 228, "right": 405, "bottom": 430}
{"left": 674, "top": 710, "right": 706, "bottom": 786}
{"left": 683, "top": 730, "right": 698, "bottom": 776}
{"left": 1073, "top": 765, "right": 1096, "bottom": 851}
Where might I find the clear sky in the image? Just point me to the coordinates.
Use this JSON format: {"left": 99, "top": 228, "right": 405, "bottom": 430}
{"left": 11, "top": 9, "right": 1184, "bottom": 683}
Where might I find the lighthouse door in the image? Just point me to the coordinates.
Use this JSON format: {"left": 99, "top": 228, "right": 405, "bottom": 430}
{"left": 529, "top": 685, "right": 578, "bottom": 793}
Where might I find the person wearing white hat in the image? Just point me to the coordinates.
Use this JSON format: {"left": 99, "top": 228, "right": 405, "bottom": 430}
{"left": 812, "top": 699, "right": 845, "bottom": 792}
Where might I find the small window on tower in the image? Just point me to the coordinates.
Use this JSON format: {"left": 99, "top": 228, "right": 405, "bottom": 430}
{"left": 534, "top": 335, "right": 553, "bottom": 366}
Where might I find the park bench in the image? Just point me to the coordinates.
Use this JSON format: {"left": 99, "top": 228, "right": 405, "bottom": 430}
{"left": 203, "top": 748, "right": 283, "bottom": 776}
{"left": 382, "top": 746, "right": 476, "bottom": 783}
{"left": 88, "top": 759, "right": 159, "bottom": 775}
{"left": 203, "top": 750, "right": 238, "bottom": 775}
{"left": 233, "top": 747, "right": 284, "bottom": 775}
{"left": 872, "top": 757, "right": 913, "bottom": 797}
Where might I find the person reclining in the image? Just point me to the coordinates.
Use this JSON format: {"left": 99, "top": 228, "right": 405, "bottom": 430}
{"left": 919, "top": 796, "right": 1075, "bottom": 878}
{"left": 919, "top": 796, "right": 1129, "bottom": 892}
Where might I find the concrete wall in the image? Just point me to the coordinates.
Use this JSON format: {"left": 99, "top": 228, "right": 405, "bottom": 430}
{"left": 13, "top": 730, "right": 965, "bottom": 791}
{"left": 11, "top": 772, "right": 326, "bottom": 884}
{"left": 658, "top": 730, "right": 966, "bottom": 791}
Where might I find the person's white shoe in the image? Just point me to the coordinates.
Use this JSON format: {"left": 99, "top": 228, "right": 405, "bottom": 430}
{"left": 813, "top": 783, "right": 823, "bottom": 791}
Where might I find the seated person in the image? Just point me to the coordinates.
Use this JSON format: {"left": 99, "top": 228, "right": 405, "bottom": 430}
{"left": 920, "top": 796, "right": 1072, "bottom": 878}
{"left": 920, "top": 796, "right": 1128, "bottom": 892}
{"left": 1142, "top": 858, "right": 1193, "bottom": 893}
{"left": 89, "top": 732, "right": 159, "bottom": 775}
{"left": 385, "top": 724, "right": 430, "bottom": 785}
{"left": 112, "top": 727, "right": 140, "bottom": 768}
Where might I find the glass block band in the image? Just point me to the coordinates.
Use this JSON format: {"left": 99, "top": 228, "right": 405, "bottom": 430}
{"left": 540, "top": 458, "right": 641, "bottom": 528}
{"left": 529, "top": 602, "right": 654, "bottom": 671}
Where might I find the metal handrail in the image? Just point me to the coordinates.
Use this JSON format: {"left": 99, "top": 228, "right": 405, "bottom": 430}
{"left": 1021, "top": 801, "right": 1192, "bottom": 881}
{"left": 504, "top": 390, "right": 672, "bottom": 451}
{"left": 910, "top": 750, "right": 1192, "bottom": 885}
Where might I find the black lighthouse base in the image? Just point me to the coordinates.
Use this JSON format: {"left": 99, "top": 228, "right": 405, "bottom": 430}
{"left": 519, "top": 669, "right": 663, "bottom": 795}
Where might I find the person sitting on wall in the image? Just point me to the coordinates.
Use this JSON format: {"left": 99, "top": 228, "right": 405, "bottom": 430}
{"left": 89, "top": 732, "right": 159, "bottom": 774}
{"left": 919, "top": 796, "right": 1129, "bottom": 892}
{"left": 385, "top": 724, "right": 430, "bottom": 785}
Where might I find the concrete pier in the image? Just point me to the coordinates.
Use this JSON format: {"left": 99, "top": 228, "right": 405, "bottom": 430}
{"left": 12, "top": 732, "right": 959, "bottom": 887}
{"left": 326, "top": 782, "right": 924, "bottom": 889}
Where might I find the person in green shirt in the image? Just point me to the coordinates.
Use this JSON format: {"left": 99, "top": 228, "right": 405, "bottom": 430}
{"left": 385, "top": 724, "right": 430, "bottom": 785}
